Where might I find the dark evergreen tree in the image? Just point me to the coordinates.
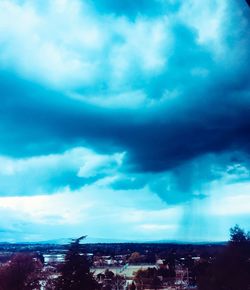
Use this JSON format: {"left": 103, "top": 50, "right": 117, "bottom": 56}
{"left": 196, "top": 225, "right": 250, "bottom": 290}
{"left": 55, "top": 236, "right": 98, "bottom": 290}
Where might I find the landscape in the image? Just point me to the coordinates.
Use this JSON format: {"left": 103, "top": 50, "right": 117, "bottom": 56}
{"left": 0, "top": 0, "right": 250, "bottom": 289}
{"left": 0, "top": 225, "right": 249, "bottom": 289}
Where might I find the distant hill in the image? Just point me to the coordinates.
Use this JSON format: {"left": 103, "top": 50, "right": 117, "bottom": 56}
{"left": 36, "top": 237, "right": 134, "bottom": 245}
{"left": 0, "top": 237, "right": 227, "bottom": 245}
{"left": 146, "top": 239, "right": 227, "bottom": 245}
{"left": 34, "top": 237, "right": 227, "bottom": 245}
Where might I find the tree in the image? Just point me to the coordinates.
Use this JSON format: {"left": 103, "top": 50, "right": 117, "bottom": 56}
{"left": 197, "top": 225, "right": 250, "bottom": 290}
{"left": 55, "top": 236, "right": 98, "bottom": 290}
{"left": 98, "top": 269, "right": 126, "bottom": 290}
{"left": 230, "top": 224, "right": 249, "bottom": 243}
{"left": 0, "top": 253, "right": 42, "bottom": 290}
{"left": 134, "top": 267, "right": 162, "bottom": 289}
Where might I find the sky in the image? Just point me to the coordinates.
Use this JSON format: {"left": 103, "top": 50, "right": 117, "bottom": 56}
{"left": 0, "top": 0, "right": 250, "bottom": 243}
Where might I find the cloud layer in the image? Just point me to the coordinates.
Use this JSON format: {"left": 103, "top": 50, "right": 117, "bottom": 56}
{"left": 0, "top": 0, "right": 250, "bottom": 241}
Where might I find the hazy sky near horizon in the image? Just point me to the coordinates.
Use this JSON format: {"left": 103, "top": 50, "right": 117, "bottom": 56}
{"left": 0, "top": 0, "right": 250, "bottom": 242}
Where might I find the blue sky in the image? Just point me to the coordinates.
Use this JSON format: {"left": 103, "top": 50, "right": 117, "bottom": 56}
{"left": 0, "top": 0, "right": 250, "bottom": 242}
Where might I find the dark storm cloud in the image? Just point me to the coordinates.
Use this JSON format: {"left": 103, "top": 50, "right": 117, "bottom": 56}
{"left": 1, "top": 66, "right": 250, "bottom": 177}
{"left": 110, "top": 150, "right": 250, "bottom": 205}
{"left": 0, "top": 0, "right": 250, "bottom": 180}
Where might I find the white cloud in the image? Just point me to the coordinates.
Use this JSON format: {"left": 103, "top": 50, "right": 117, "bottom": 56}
{"left": 0, "top": 184, "right": 182, "bottom": 242}
{"left": 178, "top": 0, "right": 227, "bottom": 54}
{"left": 0, "top": 0, "right": 103, "bottom": 87}
{"left": 71, "top": 90, "right": 148, "bottom": 109}
{"left": 0, "top": 0, "right": 245, "bottom": 110}
{"left": 0, "top": 147, "right": 125, "bottom": 195}
{"left": 77, "top": 151, "right": 124, "bottom": 178}
{"left": 109, "top": 17, "right": 169, "bottom": 83}
{"left": 138, "top": 224, "right": 176, "bottom": 232}
{"left": 0, "top": 0, "right": 170, "bottom": 92}
{"left": 208, "top": 182, "right": 250, "bottom": 216}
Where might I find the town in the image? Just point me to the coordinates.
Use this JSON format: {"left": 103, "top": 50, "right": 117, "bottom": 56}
{"left": 0, "top": 225, "right": 249, "bottom": 289}
{"left": 0, "top": 239, "right": 226, "bottom": 289}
